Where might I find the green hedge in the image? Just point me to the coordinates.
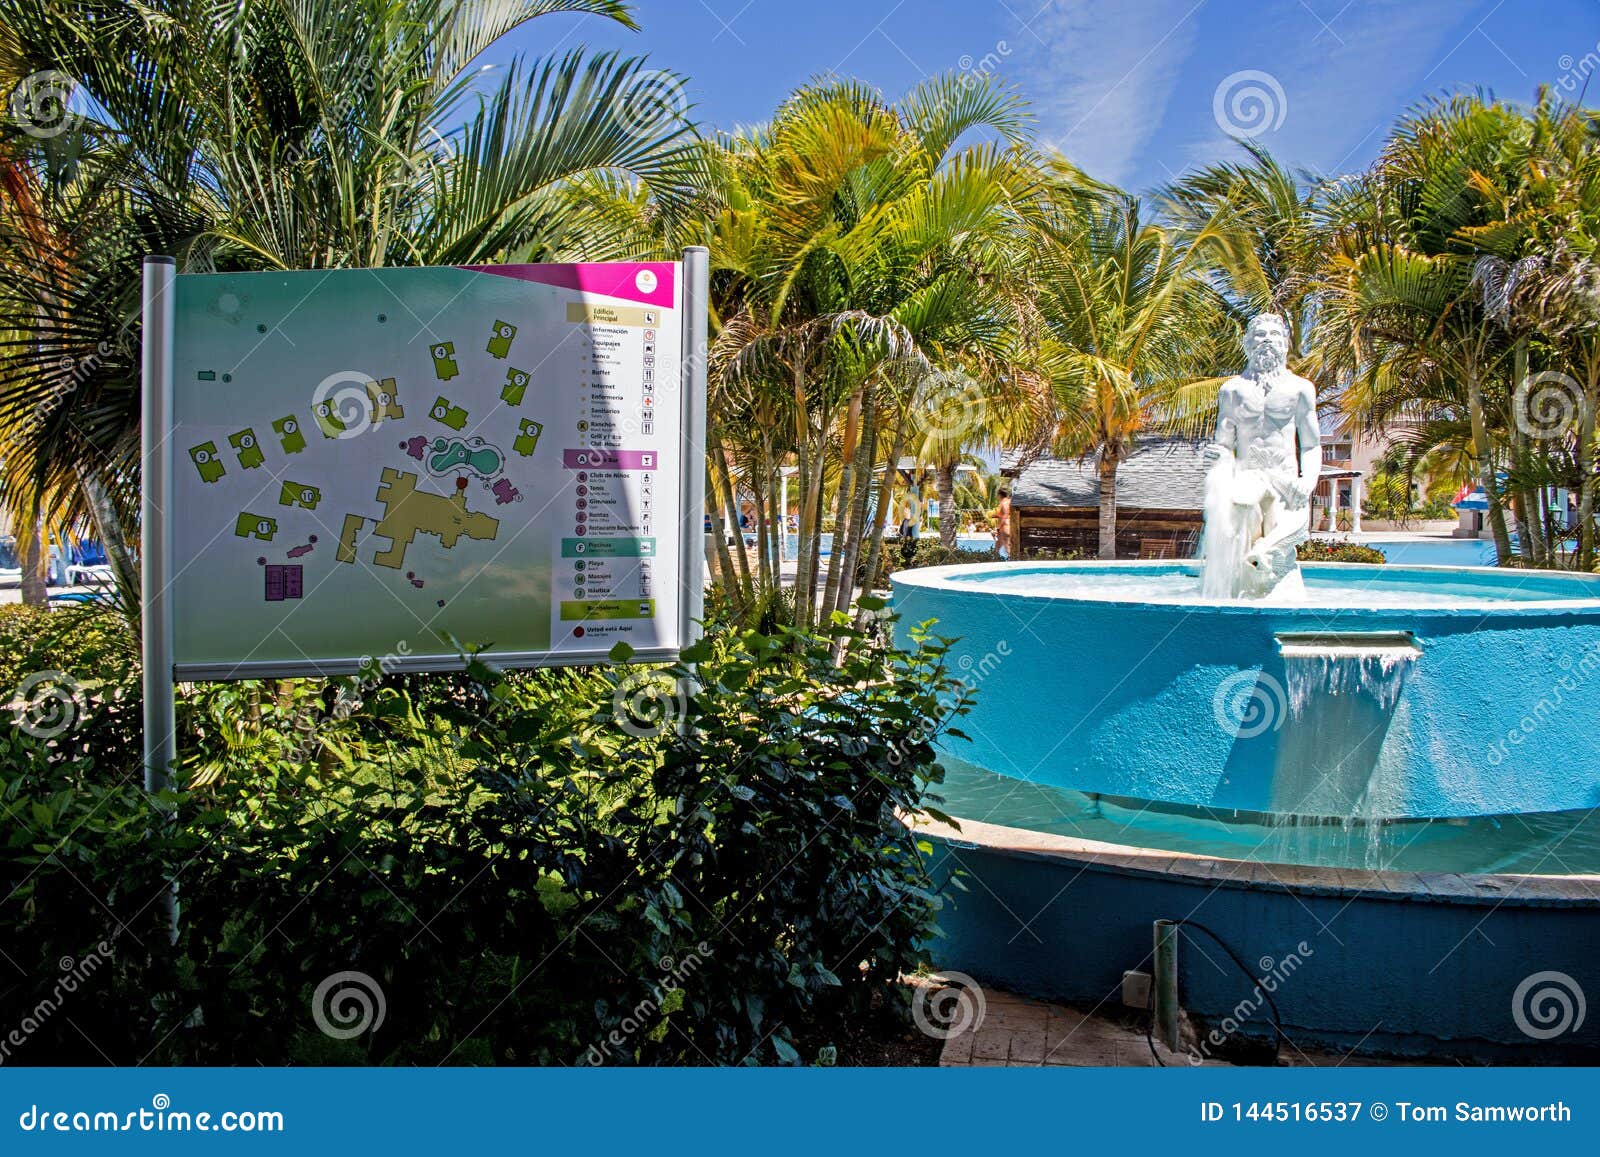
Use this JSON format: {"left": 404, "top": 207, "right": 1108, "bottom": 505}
{"left": 871, "top": 540, "right": 1082, "bottom": 581}
{"left": 0, "top": 601, "right": 966, "bottom": 1065}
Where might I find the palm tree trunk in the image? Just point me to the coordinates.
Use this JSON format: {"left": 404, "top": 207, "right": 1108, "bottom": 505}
{"left": 833, "top": 391, "right": 879, "bottom": 615}
{"left": 1511, "top": 341, "right": 1547, "bottom": 566}
{"left": 1577, "top": 347, "right": 1599, "bottom": 571}
{"left": 19, "top": 524, "right": 47, "bottom": 607}
{"left": 77, "top": 465, "right": 139, "bottom": 621}
{"left": 858, "top": 420, "right": 907, "bottom": 592}
{"left": 713, "top": 443, "right": 752, "bottom": 593}
{"left": 1096, "top": 449, "right": 1120, "bottom": 559}
{"left": 1466, "top": 364, "right": 1513, "bottom": 562}
{"left": 751, "top": 466, "right": 771, "bottom": 595}
{"left": 703, "top": 446, "right": 738, "bottom": 605}
{"left": 803, "top": 450, "right": 828, "bottom": 622}
{"left": 936, "top": 461, "right": 957, "bottom": 548}
{"left": 821, "top": 386, "right": 864, "bottom": 617}
{"left": 768, "top": 456, "right": 783, "bottom": 586}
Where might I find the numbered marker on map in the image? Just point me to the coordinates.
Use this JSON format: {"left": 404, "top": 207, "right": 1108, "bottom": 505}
{"left": 279, "top": 481, "right": 322, "bottom": 510}
{"left": 431, "top": 341, "right": 459, "bottom": 381}
{"left": 501, "top": 368, "right": 530, "bottom": 405}
{"left": 229, "top": 428, "right": 265, "bottom": 468}
{"left": 513, "top": 418, "right": 544, "bottom": 457}
{"left": 486, "top": 320, "right": 517, "bottom": 359}
{"left": 273, "top": 415, "right": 306, "bottom": 454}
{"left": 189, "top": 441, "right": 226, "bottom": 483}
{"left": 430, "top": 395, "right": 469, "bottom": 430}
{"left": 235, "top": 512, "right": 278, "bottom": 541}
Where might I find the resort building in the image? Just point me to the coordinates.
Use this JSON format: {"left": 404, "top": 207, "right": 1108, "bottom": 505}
{"left": 1003, "top": 439, "right": 1209, "bottom": 558}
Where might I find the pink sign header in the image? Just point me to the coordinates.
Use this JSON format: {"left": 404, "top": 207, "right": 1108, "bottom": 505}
{"left": 462, "top": 262, "right": 677, "bottom": 310}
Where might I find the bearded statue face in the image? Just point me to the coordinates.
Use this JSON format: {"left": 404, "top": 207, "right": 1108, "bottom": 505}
{"left": 1244, "top": 315, "right": 1289, "bottom": 375}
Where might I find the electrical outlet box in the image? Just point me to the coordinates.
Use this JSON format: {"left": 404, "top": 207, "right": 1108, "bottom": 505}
{"left": 1122, "top": 969, "right": 1152, "bottom": 1009}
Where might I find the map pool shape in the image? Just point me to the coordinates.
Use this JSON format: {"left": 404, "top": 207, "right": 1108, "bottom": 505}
{"left": 366, "top": 467, "right": 499, "bottom": 570}
{"left": 427, "top": 436, "right": 503, "bottom": 478}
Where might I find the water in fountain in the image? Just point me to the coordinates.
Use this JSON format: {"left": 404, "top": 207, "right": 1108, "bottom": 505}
{"left": 1199, "top": 456, "right": 1253, "bottom": 600}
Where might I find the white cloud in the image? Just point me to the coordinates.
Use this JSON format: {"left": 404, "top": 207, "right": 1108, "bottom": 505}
{"left": 1010, "top": 0, "right": 1205, "bottom": 185}
{"left": 1252, "top": 0, "right": 1485, "bottom": 179}
{"left": 1011, "top": 0, "right": 1487, "bottom": 190}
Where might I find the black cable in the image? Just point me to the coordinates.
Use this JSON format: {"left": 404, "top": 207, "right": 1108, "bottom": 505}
{"left": 1142, "top": 918, "right": 1289, "bottom": 1067}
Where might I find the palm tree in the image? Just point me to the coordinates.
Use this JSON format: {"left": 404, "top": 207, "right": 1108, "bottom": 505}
{"left": 1311, "top": 95, "right": 1542, "bottom": 564}
{"left": 695, "top": 73, "right": 1046, "bottom": 624}
{"left": 1034, "top": 180, "right": 1230, "bottom": 557}
{"left": 0, "top": 0, "right": 704, "bottom": 604}
{"left": 1162, "top": 141, "right": 1328, "bottom": 350}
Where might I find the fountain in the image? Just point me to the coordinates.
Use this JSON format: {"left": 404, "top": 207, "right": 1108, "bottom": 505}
{"left": 893, "top": 315, "right": 1600, "bottom": 1060}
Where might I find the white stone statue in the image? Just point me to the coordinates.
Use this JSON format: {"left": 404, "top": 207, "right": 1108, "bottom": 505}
{"left": 1200, "top": 314, "right": 1321, "bottom": 598}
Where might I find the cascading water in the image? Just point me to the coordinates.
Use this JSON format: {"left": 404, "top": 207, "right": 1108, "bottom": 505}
{"left": 1255, "top": 632, "right": 1422, "bottom": 865}
{"left": 1277, "top": 633, "right": 1419, "bottom": 716}
{"left": 1198, "top": 456, "right": 1255, "bottom": 600}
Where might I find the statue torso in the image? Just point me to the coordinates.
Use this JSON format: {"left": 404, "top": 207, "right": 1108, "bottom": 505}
{"left": 1222, "top": 370, "right": 1310, "bottom": 474}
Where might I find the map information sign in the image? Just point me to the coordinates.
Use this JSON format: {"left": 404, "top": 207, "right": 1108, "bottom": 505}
{"left": 159, "top": 260, "right": 701, "bottom": 678}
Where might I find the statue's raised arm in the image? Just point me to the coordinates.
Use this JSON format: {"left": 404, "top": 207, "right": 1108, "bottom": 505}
{"left": 1199, "top": 314, "right": 1320, "bottom": 599}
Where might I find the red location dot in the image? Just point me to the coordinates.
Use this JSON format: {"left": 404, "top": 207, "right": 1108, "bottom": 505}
{"left": 455, "top": 476, "right": 468, "bottom": 491}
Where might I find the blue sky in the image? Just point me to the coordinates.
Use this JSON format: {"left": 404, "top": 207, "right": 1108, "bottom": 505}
{"left": 488, "top": 0, "right": 1600, "bottom": 193}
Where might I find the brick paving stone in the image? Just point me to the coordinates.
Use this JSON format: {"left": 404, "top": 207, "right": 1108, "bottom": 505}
{"left": 1007, "top": 1030, "right": 1047, "bottom": 1064}
{"left": 970, "top": 1026, "right": 1014, "bottom": 1061}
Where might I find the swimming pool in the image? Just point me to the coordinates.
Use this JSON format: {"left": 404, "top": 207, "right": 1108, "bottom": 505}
{"left": 1362, "top": 537, "right": 1498, "bottom": 567}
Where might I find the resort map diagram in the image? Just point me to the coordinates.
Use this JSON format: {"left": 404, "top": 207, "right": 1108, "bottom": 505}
{"left": 168, "top": 263, "right": 684, "bottom": 671}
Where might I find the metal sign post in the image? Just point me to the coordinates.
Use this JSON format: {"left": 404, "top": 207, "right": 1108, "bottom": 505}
{"left": 679, "top": 246, "right": 709, "bottom": 646}
{"left": 141, "top": 255, "right": 177, "bottom": 793}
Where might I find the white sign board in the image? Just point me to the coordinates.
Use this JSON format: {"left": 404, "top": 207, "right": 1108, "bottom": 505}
{"left": 144, "top": 257, "right": 707, "bottom": 680}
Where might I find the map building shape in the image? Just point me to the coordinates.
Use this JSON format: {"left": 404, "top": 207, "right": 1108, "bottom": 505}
{"left": 369, "top": 468, "right": 499, "bottom": 570}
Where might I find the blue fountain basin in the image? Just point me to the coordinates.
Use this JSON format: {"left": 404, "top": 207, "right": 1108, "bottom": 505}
{"left": 891, "top": 560, "right": 1600, "bottom": 819}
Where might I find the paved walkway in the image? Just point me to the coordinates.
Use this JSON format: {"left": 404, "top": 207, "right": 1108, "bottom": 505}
{"left": 933, "top": 984, "right": 1414, "bottom": 1067}
{"left": 937, "top": 988, "right": 1203, "bottom": 1067}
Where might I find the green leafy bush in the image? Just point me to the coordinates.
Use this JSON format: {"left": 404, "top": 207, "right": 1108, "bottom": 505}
{"left": 1297, "top": 539, "right": 1386, "bottom": 564}
{"left": 0, "top": 604, "right": 141, "bottom": 774}
{"left": 0, "top": 603, "right": 967, "bottom": 1066}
